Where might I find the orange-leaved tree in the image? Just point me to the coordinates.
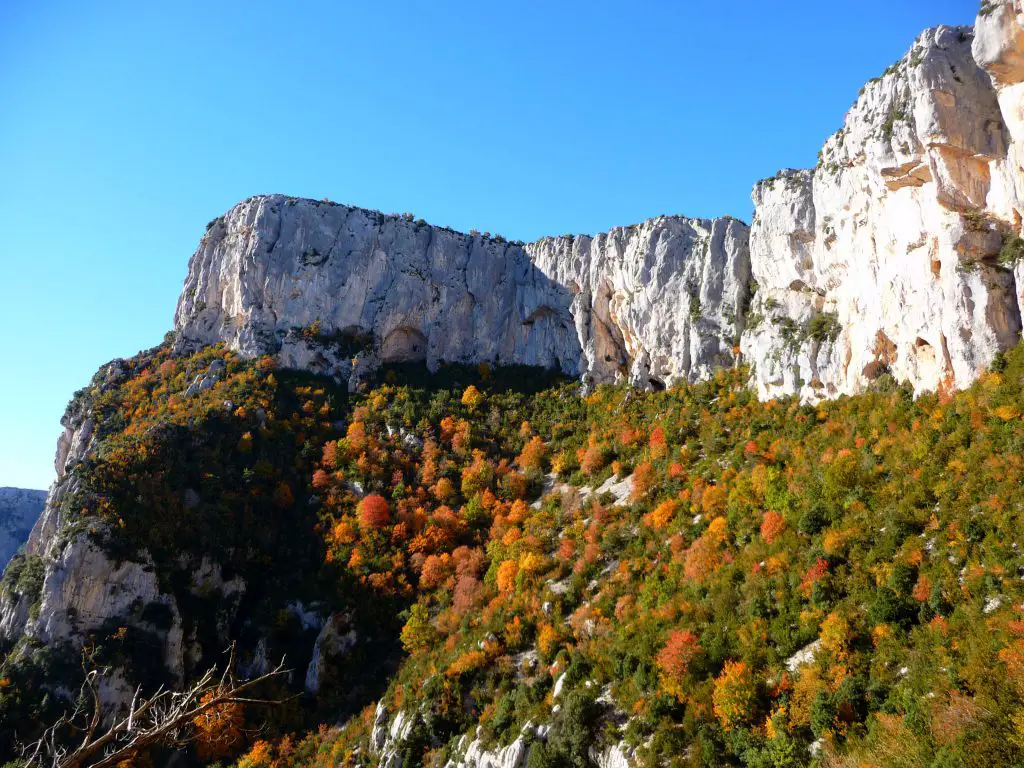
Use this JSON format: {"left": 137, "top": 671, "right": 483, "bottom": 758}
{"left": 358, "top": 493, "right": 391, "bottom": 530}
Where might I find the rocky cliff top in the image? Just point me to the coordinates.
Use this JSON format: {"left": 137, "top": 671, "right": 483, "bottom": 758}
{"left": 173, "top": 194, "right": 751, "bottom": 390}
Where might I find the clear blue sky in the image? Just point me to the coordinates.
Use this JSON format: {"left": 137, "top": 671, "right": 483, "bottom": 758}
{"left": 0, "top": 0, "right": 977, "bottom": 490}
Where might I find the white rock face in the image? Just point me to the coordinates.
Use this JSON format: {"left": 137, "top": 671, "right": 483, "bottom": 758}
{"left": 742, "top": 23, "right": 1023, "bottom": 401}
{"left": 376, "top": 707, "right": 417, "bottom": 768}
{"left": 443, "top": 721, "right": 553, "bottom": 768}
{"left": 173, "top": 26, "right": 1024, "bottom": 406}
{"left": 174, "top": 197, "right": 583, "bottom": 381}
{"left": 0, "top": 359, "right": 206, "bottom": 708}
{"left": 445, "top": 732, "right": 532, "bottom": 768}
{"left": 528, "top": 217, "right": 751, "bottom": 387}
{"left": 785, "top": 639, "right": 822, "bottom": 673}
{"left": 975, "top": 1, "right": 1024, "bottom": 323}
{"left": 0, "top": 361, "right": 166, "bottom": 674}
{"left": 173, "top": 196, "right": 750, "bottom": 391}
{"left": 0, "top": 530, "right": 187, "bottom": 706}
{"left": 0, "top": 488, "right": 46, "bottom": 569}
{"left": 304, "top": 613, "right": 357, "bottom": 694}
{"left": 590, "top": 742, "right": 636, "bottom": 768}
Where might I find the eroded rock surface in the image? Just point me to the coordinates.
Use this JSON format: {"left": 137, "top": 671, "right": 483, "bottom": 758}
{"left": 174, "top": 22, "right": 1024, "bottom": 410}
{"left": 173, "top": 197, "right": 751, "bottom": 391}
{"left": 742, "top": 23, "right": 1024, "bottom": 400}
{"left": 528, "top": 217, "right": 751, "bottom": 388}
{"left": 174, "top": 198, "right": 584, "bottom": 382}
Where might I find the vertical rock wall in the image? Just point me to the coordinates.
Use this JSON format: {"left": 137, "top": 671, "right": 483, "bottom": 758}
{"left": 742, "top": 22, "right": 1023, "bottom": 400}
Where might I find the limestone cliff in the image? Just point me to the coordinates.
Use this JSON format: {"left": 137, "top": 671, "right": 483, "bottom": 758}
{"left": 0, "top": 360, "right": 188, "bottom": 701}
{"left": 173, "top": 198, "right": 582, "bottom": 384}
{"left": 173, "top": 197, "right": 751, "bottom": 391}
{"left": 173, "top": 9, "right": 1024, "bottom": 404}
{"left": 742, "top": 21, "right": 1024, "bottom": 400}
{"left": 975, "top": 0, "right": 1024, "bottom": 319}
{"left": 528, "top": 217, "right": 750, "bottom": 388}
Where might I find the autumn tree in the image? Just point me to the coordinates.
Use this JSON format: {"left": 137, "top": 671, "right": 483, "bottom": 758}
{"left": 358, "top": 493, "right": 391, "bottom": 529}
{"left": 760, "top": 510, "right": 785, "bottom": 544}
{"left": 713, "top": 660, "right": 757, "bottom": 730}
{"left": 517, "top": 436, "right": 547, "bottom": 472}
{"left": 311, "top": 469, "right": 330, "bottom": 490}
{"left": 272, "top": 482, "right": 294, "bottom": 508}
{"left": 631, "top": 461, "right": 657, "bottom": 501}
{"left": 400, "top": 603, "right": 435, "bottom": 655}
{"left": 496, "top": 559, "right": 518, "bottom": 593}
{"left": 461, "top": 385, "right": 485, "bottom": 411}
{"left": 461, "top": 450, "right": 494, "bottom": 498}
{"left": 419, "top": 553, "right": 453, "bottom": 589}
{"left": 649, "top": 426, "right": 667, "bottom": 459}
{"left": 644, "top": 499, "right": 677, "bottom": 530}
{"left": 657, "top": 629, "right": 701, "bottom": 700}
{"left": 193, "top": 691, "right": 244, "bottom": 760}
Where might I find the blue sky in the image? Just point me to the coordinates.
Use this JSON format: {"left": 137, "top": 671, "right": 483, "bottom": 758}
{"left": 0, "top": 0, "right": 977, "bottom": 490}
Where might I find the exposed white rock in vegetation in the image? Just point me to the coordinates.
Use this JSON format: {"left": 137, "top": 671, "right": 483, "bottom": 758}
{"left": 785, "top": 639, "right": 822, "bottom": 673}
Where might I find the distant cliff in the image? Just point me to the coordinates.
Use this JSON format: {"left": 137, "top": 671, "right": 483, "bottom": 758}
{"left": 173, "top": 199, "right": 750, "bottom": 391}
{"left": 0, "top": 488, "right": 45, "bottom": 569}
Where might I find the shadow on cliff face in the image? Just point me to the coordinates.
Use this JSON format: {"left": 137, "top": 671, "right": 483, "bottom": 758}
{"left": 0, "top": 360, "right": 401, "bottom": 763}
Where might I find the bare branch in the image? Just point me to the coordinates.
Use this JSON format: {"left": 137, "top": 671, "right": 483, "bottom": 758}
{"left": 23, "top": 647, "right": 290, "bottom": 768}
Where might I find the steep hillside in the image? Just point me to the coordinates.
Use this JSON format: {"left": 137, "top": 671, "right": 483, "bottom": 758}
{"left": 0, "top": 488, "right": 46, "bottom": 569}
{"left": 4, "top": 338, "right": 1024, "bottom": 767}
{"left": 272, "top": 343, "right": 1024, "bottom": 768}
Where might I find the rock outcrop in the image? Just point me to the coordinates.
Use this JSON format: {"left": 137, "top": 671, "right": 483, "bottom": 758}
{"left": 174, "top": 198, "right": 583, "bottom": 384}
{"left": 173, "top": 197, "right": 751, "bottom": 391}
{"left": 742, "top": 22, "right": 1024, "bottom": 400}
{"left": 0, "top": 488, "right": 45, "bottom": 569}
{"left": 0, "top": 361, "right": 187, "bottom": 701}
{"left": 529, "top": 217, "right": 750, "bottom": 388}
{"left": 974, "top": 0, "right": 1024, "bottom": 319}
